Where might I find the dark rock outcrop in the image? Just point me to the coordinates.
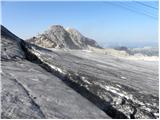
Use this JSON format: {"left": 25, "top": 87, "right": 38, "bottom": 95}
{"left": 1, "top": 25, "right": 25, "bottom": 61}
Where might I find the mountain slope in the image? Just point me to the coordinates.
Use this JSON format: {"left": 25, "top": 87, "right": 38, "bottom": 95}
{"left": 27, "top": 25, "right": 102, "bottom": 49}
{"left": 1, "top": 25, "right": 110, "bottom": 119}
{"left": 1, "top": 25, "right": 158, "bottom": 119}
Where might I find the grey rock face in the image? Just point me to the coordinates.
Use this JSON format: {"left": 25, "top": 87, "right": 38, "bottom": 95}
{"left": 1, "top": 60, "right": 110, "bottom": 119}
{"left": 66, "top": 28, "right": 101, "bottom": 49}
{"left": 27, "top": 25, "right": 102, "bottom": 49}
{"left": 1, "top": 25, "right": 25, "bottom": 61}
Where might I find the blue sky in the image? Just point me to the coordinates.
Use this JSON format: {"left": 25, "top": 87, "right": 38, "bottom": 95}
{"left": 1, "top": 1, "right": 158, "bottom": 48}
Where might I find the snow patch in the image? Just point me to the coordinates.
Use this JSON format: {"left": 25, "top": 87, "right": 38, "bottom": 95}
{"left": 120, "top": 76, "right": 127, "bottom": 80}
{"left": 81, "top": 76, "right": 91, "bottom": 84}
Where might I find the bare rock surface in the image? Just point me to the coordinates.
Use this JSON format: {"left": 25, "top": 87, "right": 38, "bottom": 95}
{"left": 1, "top": 60, "right": 110, "bottom": 119}
{"left": 1, "top": 25, "right": 25, "bottom": 61}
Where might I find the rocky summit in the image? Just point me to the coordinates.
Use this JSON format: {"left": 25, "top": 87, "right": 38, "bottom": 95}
{"left": 27, "top": 25, "right": 101, "bottom": 49}
{"left": 1, "top": 25, "right": 159, "bottom": 119}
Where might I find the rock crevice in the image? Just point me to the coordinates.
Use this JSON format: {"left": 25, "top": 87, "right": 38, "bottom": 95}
{"left": 10, "top": 78, "right": 46, "bottom": 118}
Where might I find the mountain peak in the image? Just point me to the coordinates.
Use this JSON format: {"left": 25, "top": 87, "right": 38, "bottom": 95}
{"left": 46, "top": 25, "right": 66, "bottom": 34}
{"left": 49, "top": 25, "right": 64, "bottom": 30}
{"left": 27, "top": 25, "right": 102, "bottom": 49}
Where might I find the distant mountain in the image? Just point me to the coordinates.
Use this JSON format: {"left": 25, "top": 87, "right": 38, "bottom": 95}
{"left": 114, "top": 46, "right": 158, "bottom": 56}
{"left": 129, "top": 47, "right": 159, "bottom": 56}
{"left": 27, "top": 25, "right": 102, "bottom": 49}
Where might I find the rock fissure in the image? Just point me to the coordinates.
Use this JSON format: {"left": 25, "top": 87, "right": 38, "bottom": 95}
{"left": 10, "top": 78, "right": 46, "bottom": 118}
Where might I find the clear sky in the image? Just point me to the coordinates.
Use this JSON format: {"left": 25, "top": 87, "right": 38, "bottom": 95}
{"left": 1, "top": 1, "right": 158, "bottom": 48}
